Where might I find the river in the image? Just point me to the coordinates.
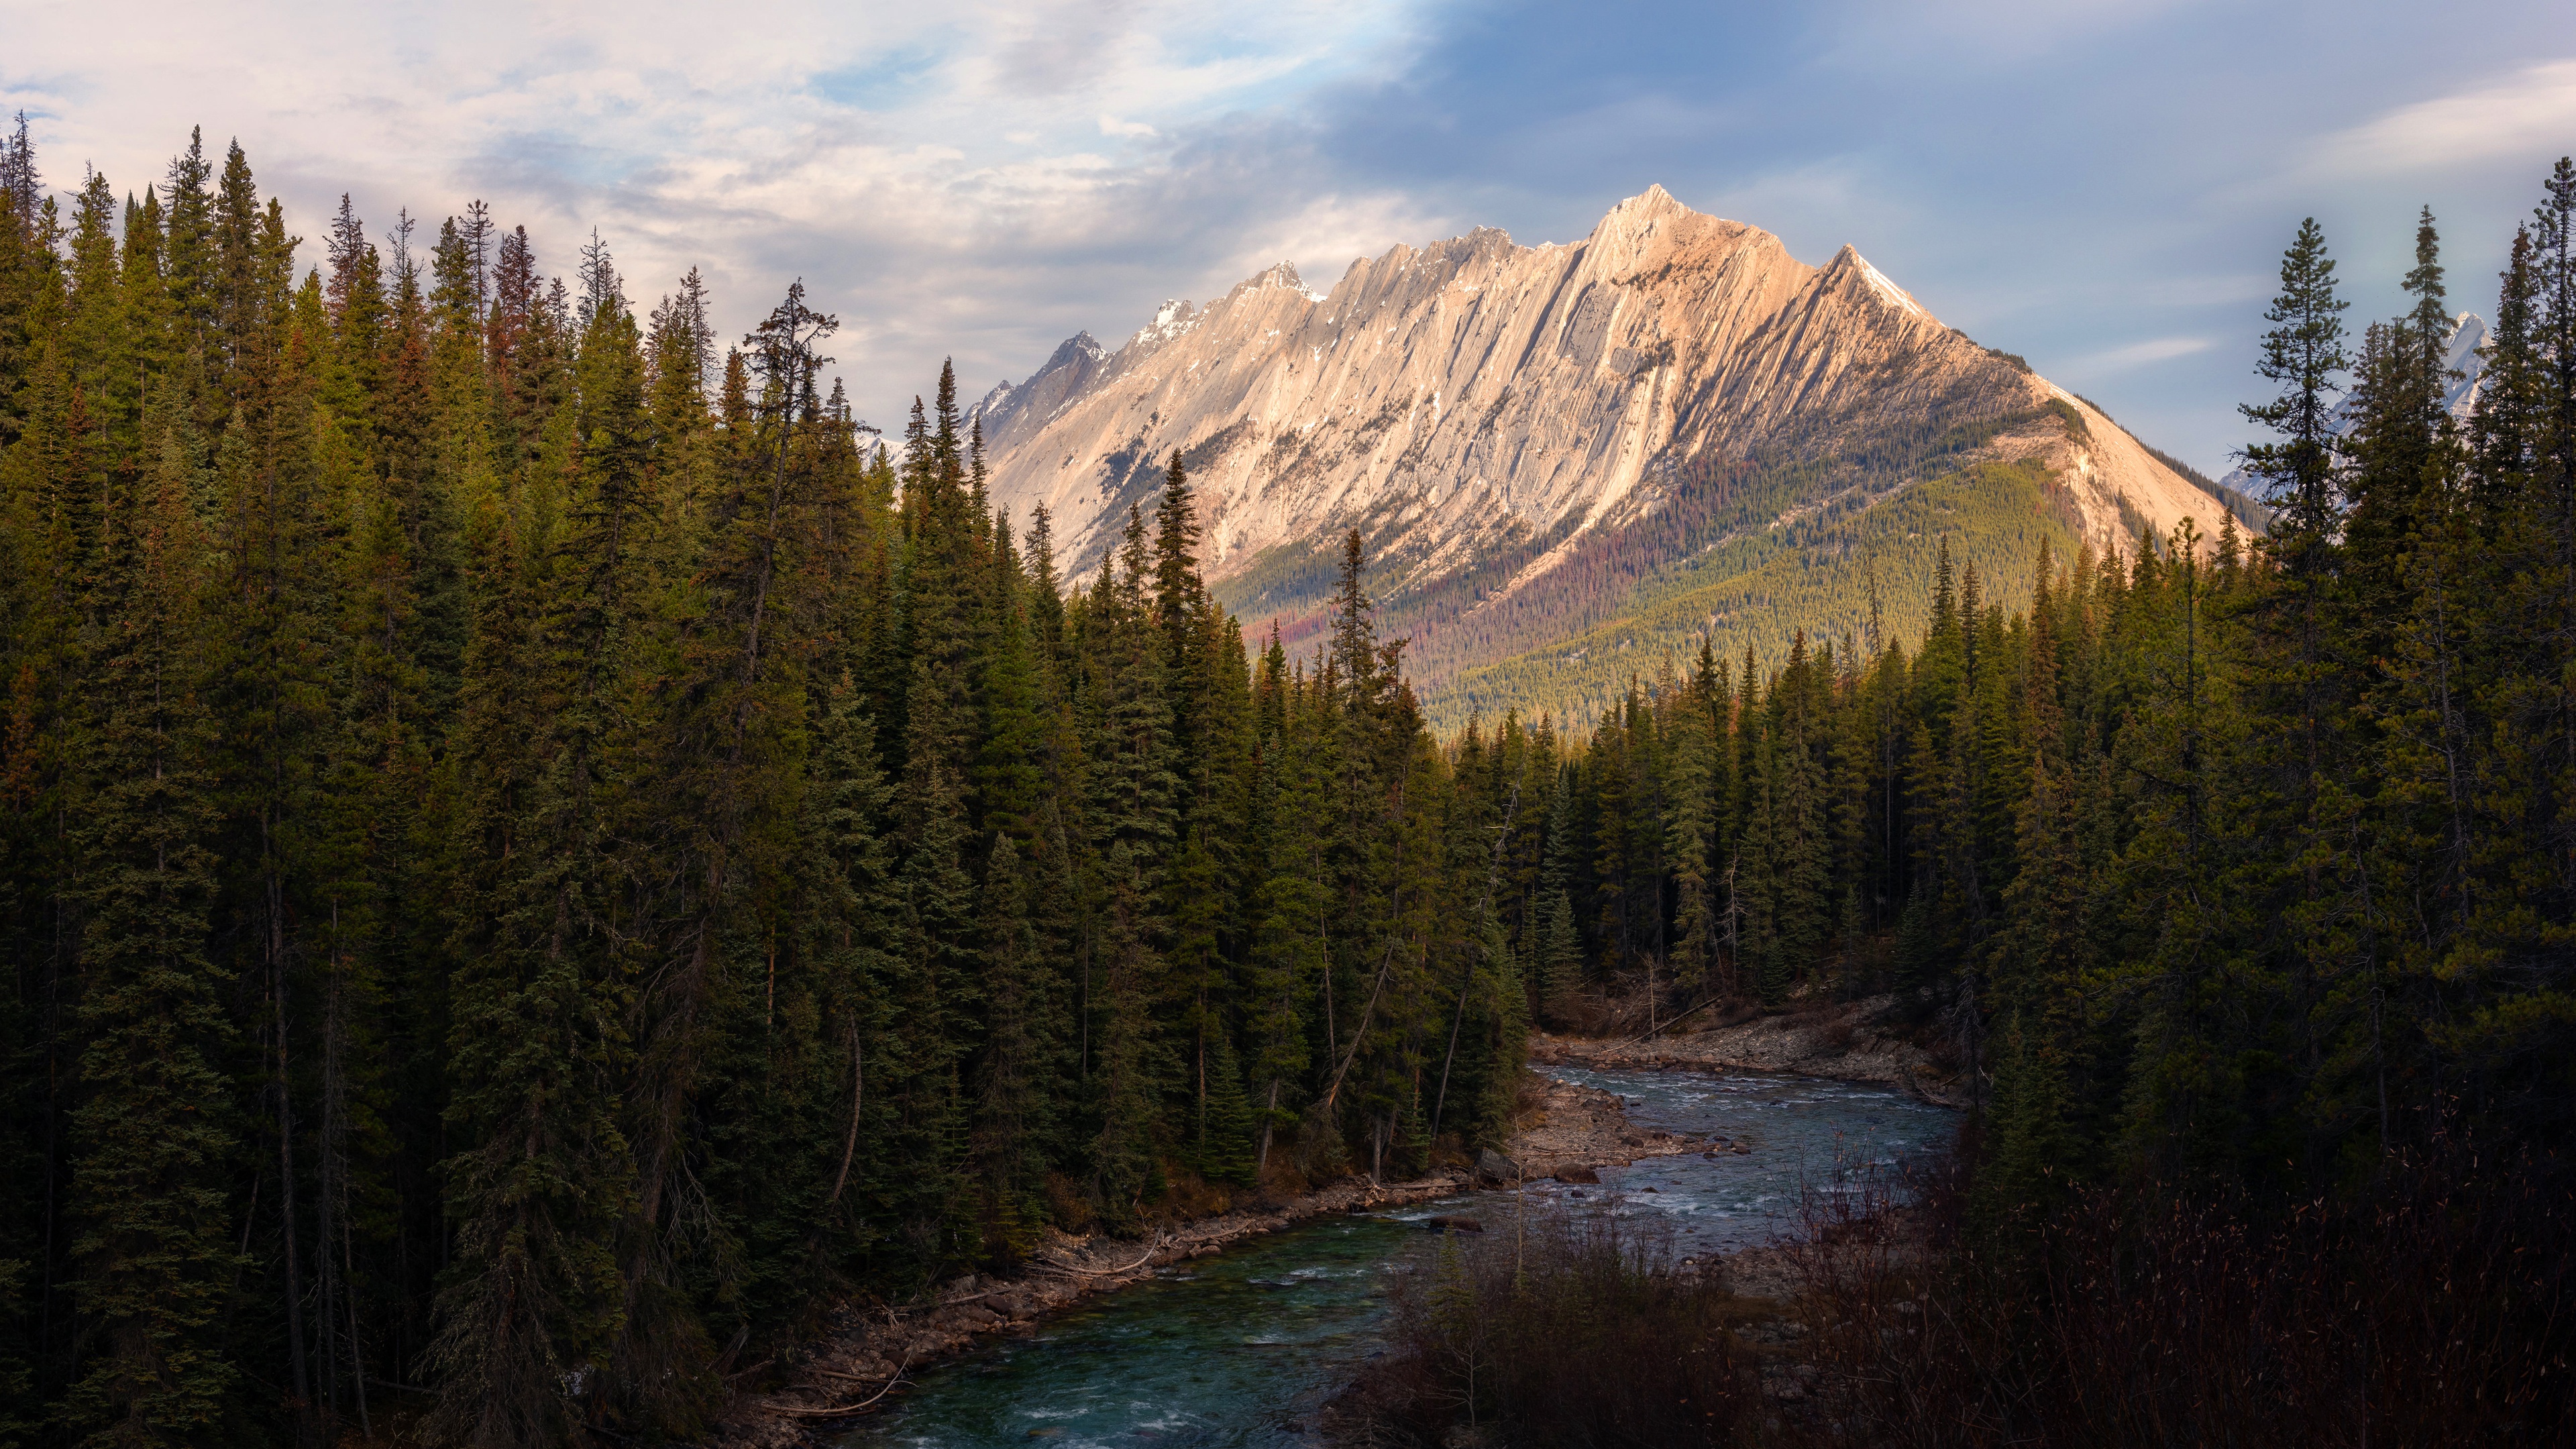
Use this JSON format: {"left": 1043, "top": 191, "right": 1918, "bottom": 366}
{"left": 850, "top": 1065, "right": 1954, "bottom": 1448}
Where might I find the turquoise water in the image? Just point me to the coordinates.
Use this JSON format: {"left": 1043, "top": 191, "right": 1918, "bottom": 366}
{"left": 851, "top": 1067, "right": 1953, "bottom": 1448}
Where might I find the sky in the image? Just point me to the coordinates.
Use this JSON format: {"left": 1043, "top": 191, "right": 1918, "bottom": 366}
{"left": 5, "top": 0, "right": 2573, "bottom": 474}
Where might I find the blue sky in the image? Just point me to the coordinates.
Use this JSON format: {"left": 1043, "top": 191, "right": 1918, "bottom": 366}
{"left": 6, "top": 0, "right": 2573, "bottom": 472}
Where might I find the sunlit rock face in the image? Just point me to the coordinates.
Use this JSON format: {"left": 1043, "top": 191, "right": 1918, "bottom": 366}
{"left": 977, "top": 187, "right": 2218, "bottom": 712}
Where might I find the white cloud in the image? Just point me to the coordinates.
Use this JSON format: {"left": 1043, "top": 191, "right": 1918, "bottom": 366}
{"left": 2072, "top": 335, "right": 2215, "bottom": 373}
{"left": 2318, "top": 58, "right": 2576, "bottom": 175}
{"left": 0, "top": 0, "right": 1436, "bottom": 423}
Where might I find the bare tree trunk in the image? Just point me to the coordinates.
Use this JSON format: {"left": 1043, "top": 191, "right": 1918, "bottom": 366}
{"left": 344, "top": 1217, "right": 370, "bottom": 1438}
{"left": 319, "top": 906, "right": 347, "bottom": 1428}
{"left": 272, "top": 941, "right": 311, "bottom": 1421}
{"left": 1256, "top": 1081, "right": 1280, "bottom": 1173}
{"left": 825, "top": 1024, "right": 864, "bottom": 1208}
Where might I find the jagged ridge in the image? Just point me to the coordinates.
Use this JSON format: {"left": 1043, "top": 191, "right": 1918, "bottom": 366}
{"left": 977, "top": 188, "right": 2226, "bottom": 723}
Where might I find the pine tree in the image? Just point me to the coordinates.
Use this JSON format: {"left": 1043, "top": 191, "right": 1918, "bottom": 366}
{"left": 1532, "top": 766, "right": 1582, "bottom": 1022}
{"left": 1243, "top": 636, "right": 1323, "bottom": 1173}
{"left": 62, "top": 432, "right": 244, "bottom": 1446}
{"left": 1199, "top": 1028, "right": 1257, "bottom": 1188}
{"left": 429, "top": 256, "right": 654, "bottom": 1446}
{"left": 1076, "top": 516, "right": 1178, "bottom": 1220}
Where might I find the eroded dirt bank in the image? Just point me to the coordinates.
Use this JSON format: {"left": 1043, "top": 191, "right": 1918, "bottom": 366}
{"left": 716, "top": 1075, "right": 1696, "bottom": 1444}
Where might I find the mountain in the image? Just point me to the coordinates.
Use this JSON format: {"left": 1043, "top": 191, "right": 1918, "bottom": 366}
{"left": 2210, "top": 311, "right": 2488, "bottom": 508}
{"left": 977, "top": 186, "right": 2230, "bottom": 727}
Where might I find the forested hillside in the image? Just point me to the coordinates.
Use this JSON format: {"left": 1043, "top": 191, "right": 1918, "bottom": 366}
{"left": 1, "top": 115, "right": 2573, "bottom": 1448}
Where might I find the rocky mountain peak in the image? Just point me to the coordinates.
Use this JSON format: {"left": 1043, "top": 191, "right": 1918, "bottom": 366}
{"left": 1235, "top": 260, "right": 1320, "bottom": 301}
{"left": 975, "top": 189, "right": 2229, "bottom": 724}
{"left": 1128, "top": 299, "right": 1201, "bottom": 353}
{"left": 1821, "top": 244, "right": 1933, "bottom": 323}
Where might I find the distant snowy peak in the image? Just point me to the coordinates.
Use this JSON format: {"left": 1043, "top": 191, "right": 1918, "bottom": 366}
{"left": 2443, "top": 311, "right": 2487, "bottom": 417}
{"left": 958, "top": 184, "right": 2229, "bottom": 727}
{"left": 970, "top": 328, "right": 1112, "bottom": 437}
{"left": 1838, "top": 246, "right": 1930, "bottom": 320}
{"left": 1236, "top": 260, "right": 1322, "bottom": 303}
{"left": 2216, "top": 311, "right": 2489, "bottom": 496}
{"left": 1128, "top": 299, "right": 1200, "bottom": 352}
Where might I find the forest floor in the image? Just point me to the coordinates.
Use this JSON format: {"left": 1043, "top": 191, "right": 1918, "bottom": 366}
{"left": 1529, "top": 986, "right": 1970, "bottom": 1107}
{"left": 714, "top": 1075, "right": 1699, "bottom": 1445}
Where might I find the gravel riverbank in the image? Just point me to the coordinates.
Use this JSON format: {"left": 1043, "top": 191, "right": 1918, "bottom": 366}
{"left": 1531, "top": 991, "right": 1968, "bottom": 1106}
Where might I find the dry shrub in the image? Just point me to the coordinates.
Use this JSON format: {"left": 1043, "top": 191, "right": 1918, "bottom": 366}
{"left": 1551, "top": 986, "right": 1632, "bottom": 1038}
{"left": 1788, "top": 1131, "right": 2574, "bottom": 1448}
{"left": 1714, "top": 998, "right": 1766, "bottom": 1029}
{"left": 1330, "top": 1208, "right": 1752, "bottom": 1447}
{"left": 1042, "top": 1171, "right": 1095, "bottom": 1234}
{"left": 1513, "top": 1070, "right": 1552, "bottom": 1119}
{"left": 1148, "top": 1169, "right": 1235, "bottom": 1223}
{"left": 1257, "top": 1155, "right": 1314, "bottom": 1202}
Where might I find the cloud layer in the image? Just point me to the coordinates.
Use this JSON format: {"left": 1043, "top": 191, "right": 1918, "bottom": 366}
{"left": 5, "top": 0, "right": 2570, "bottom": 471}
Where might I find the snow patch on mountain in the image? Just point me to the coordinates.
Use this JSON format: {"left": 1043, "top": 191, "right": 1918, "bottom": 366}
{"left": 1853, "top": 252, "right": 1927, "bottom": 319}
{"left": 1129, "top": 299, "right": 1200, "bottom": 352}
{"left": 2216, "top": 311, "right": 2489, "bottom": 501}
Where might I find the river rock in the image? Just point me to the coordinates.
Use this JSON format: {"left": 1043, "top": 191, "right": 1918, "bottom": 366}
{"left": 1473, "top": 1148, "right": 1520, "bottom": 1184}
{"left": 1426, "top": 1215, "right": 1485, "bottom": 1234}
{"left": 1554, "top": 1166, "right": 1601, "bottom": 1184}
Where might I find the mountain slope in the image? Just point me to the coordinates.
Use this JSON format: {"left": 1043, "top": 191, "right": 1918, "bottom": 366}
{"left": 979, "top": 187, "right": 2227, "bottom": 725}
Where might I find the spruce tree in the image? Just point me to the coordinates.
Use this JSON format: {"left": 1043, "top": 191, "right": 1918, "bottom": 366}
{"left": 63, "top": 432, "right": 243, "bottom": 1446}
{"left": 429, "top": 259, "right": 653, "bottom": 1448}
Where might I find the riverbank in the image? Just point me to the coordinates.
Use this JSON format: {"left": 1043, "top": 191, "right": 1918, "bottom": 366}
{"left": 1310, "top": 1059, "right": 1959, "bottom": 1447}
{"left": 1530, "top": 989, "right": 1969, "bottom": 1106}
{"left": 714, "top": 1075, "right": 1698, "bottom": 1445}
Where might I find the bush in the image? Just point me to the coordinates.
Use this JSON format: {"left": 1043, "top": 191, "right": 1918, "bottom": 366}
{"left": 1329, "top": 1208, "right": 1752, "bottom": 1447}
{"left": 1788, "top": 1130, "right": 2576, "bottom": 1447}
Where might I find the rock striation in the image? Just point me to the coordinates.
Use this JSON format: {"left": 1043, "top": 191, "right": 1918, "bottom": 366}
{"left": 977, "top": 187, "right": 2231, "bottom": 719}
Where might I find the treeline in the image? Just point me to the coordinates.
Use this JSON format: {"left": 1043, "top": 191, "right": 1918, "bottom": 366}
{"left": 0, "top": 122, "right": 1544, "bottom": 1446}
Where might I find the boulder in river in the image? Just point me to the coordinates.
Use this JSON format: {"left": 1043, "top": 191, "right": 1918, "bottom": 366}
{"left": 1473, "top": 1148, "right": 1520, "bottom": 1184}
{"left": 1426, "top": 1215, "right": 1485, "bottom": 1233}
{"left": 1554, "top": 1165, "right": 1601, "bottom": 1184}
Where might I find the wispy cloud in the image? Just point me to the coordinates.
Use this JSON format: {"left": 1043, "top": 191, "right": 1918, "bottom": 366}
{"left": 2318, "top": 58, "right": 2576, "bottom": 176}
{"left": 1, "top": 0, "right": 1436, "bottom": 422}
{"left": 2072, "top": 335, "right": 2216, "bottom": 374}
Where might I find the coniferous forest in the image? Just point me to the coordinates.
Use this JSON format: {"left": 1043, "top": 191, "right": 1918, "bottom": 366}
{"left": 1, "top": 118, "right": 2573, "bottom": 1446}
